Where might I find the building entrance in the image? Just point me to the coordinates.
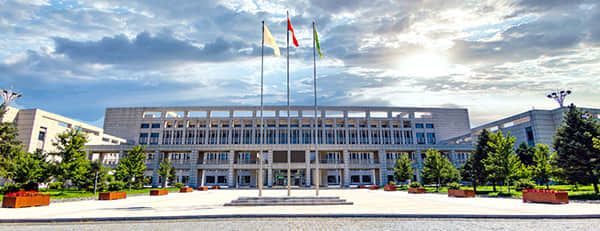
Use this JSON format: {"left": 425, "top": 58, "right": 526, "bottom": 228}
{"left": 273, "top": 169, "right": 305, "bottom": 186}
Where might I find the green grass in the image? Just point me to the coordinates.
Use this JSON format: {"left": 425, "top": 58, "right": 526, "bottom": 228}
{"left": 0, "top": 187, "right": 181, "bottom": 202}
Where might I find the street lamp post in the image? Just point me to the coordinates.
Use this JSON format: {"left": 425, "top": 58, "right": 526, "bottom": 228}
{"left": 0, "top": 89, "right": 22, "bottom": 121}
{"left": 546, "top": 89, "right": 571, "bottom": 108}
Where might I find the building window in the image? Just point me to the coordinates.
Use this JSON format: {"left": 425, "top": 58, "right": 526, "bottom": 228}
{"left": 426, "top": 133, "right": 436, "bottom": 144}
{"left": 416, "top": 132, "right": 426, "bottom": 144}
{"left": 139, "top": 133, "right": 148, "bottom": 144}
{"left": 140, "top": 123, "right": 150, "bottom": 129}
{"left": 150, "top": 133, "right": 159, "bottom": 145}
{"left": 525, "top": 126, "right": 535, "bottom": 146}
{"left": 415, "top": 123, "right": 424, "bottom": 129}
{"left": 425, "top": 123, "right": 434, "bottom": 129}
{"left": 38, "top": 129, "right": 47, "bottom": 141}
{"left": 151, "top": 123, "right": 161, "bottom": 129}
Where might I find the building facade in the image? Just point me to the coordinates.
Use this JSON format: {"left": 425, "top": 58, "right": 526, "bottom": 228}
{"left": 447, "top": 107, "right": 600, "bottom": 148}
{"left": 2, "top": 107, "right": 125, "bottom": 154}
{"left": 86, "top": 106, "right": 473, "bottom": 188}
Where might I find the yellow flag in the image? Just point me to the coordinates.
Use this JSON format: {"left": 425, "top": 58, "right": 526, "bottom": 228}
{"left": 263, "top": 24, "right": 280, "bottom": 57}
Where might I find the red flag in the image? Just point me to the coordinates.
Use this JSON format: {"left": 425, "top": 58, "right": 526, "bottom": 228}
{"left": 287, "top": 17, "right": 299, "bottom": 47}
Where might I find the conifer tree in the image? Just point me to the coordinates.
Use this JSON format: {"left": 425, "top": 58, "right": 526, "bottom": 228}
{"left": 515, "top": 142, "right": 535, "bottom": 166}
{"left": 532, "top": 144, "right": 554, "bottom": 189}
{"left": 115, "top": 145, "right": 147, "bottom": 189}
{"left": 553, "top": 104, "right": 600, "bottom": 193}
{"left": 461, "top": 129, "right": 491, "bottom": 193}
{"left": 158, "top": 158, "right": 174, "bottom": 188}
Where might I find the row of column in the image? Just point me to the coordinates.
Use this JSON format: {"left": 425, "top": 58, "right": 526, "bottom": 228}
{"left": 146, "top": 149, "right": 427, "bottom": 188}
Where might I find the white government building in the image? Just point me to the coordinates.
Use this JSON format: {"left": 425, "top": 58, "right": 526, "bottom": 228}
{"left": 85, "top": 106, "right": 473, "bottom": 188}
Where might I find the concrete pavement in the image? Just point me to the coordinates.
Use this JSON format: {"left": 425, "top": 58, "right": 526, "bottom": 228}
{"left": 1, "top": 189, "right": 599, "bottom": 222}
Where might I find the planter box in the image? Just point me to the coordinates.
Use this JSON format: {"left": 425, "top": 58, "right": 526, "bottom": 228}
{"left": 198, "top": 186, "right": 209, "bottom": 191}
{"left": 180, "top": 187, "right": 193, "bottom": 193}
{"left": 99, "top": 191, "right": 127, "bottom": 200}
{"left": 522, "top": 189, "right": 568, "bottom": 204}
{"left": 368, "top": 185, "right": 380, "bottom": 190}
{"left": 211, "top": 185, "right": 220, "bottom": 190}
{"left": 408, "top": 187, "right": 426, "bottom": 194}
{"left": 2, "top": 194, "right": 50, "bottom": 208}
{"left": 448, "top": 189, "right": 475, "bottom": 198}
{"left": 150, "top": 189, "right": 169, "bottom": 196}
{"left": 384, "top": 185, "right": 397, "bottom": 191}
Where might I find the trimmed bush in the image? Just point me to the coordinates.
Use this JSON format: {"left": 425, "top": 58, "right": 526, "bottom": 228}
{"left": 409, "top": 182, "right": 422, "bottom": 188}
{"left": 108, "top": 181, "right": 126, "bottom": 191}
{"left": 174, "top": 182, "right": 185, "bottom": 189}
{"left": 448, "top": 182, "right": 461, "bottom": 190}
{"left": 0, "top": 183, "right": 21, "bottom": 194}
{"left": 48, "top": 182, "right": 63, "bottom": 190}
{"left": 515, "top": 179, "right": 536, "bottom": 191}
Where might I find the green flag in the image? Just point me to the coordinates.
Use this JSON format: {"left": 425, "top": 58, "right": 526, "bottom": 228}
{"left": 313, "top": 26, "right": 323, "bottom": 58}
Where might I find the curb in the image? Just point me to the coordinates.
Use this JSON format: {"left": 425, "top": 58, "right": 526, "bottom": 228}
{"left": 2, "top": 213, "right": 600, "bottom": 223}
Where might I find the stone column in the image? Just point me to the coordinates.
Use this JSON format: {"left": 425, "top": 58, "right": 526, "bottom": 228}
{"left": 267, "top": 150, "right": 273, "bottom": 187}
{"left": 188, "top": 150, "right": 199, "bottom": 188}
{"left": 151, "top": 150, "right": 160, "bottom": 188}
{"left": 415, "top": 149, "right": 423, "bottom": 183}
{"left": 378, "top": 149, "right": 386, "bottom": 186}
{"left": 343, "top": 150, "right": 350, "bottom": 187}
{"left": 228, "top": 150, "right": 235, "bottom": 187}
{"left": 305, "top": 150, "right": 311, "bottom": 187}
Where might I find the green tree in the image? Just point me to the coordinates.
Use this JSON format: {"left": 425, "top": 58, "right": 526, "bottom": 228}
{"left": 52, "top": 129, "right": 90, "bottom": 188}
{"left": 89, "top": 160, "right": 109, "bottom": 194}
{"left": 515, "top": 142, "right": 535, "bottom": 166}
{"left": 594, "top": 137, "right": 600, "bottom": 151}
{"left": 4, "top": 150, "right": 50, "bottom": 187}
{"left": 393, "top": 155, "right": 413, "bottom": 184}
{"left": 484, "top": 131, "right": 521, "bottom": 193}
{"left": 553, "top": 104, "right": 600, "bottom": 193}
{"left": 158, "top": 158, "right": 174, "bottom": 188}
{"left": 115, "top": 145, "right": 147, "bottom": 189}
{"left": 532, "top": 144, "right": 554, "bottom": 189}
{"left": 461, "top": 129, "right": 492, "bottom": 193}
{"left": 421, "top": 149, "right": 460, "bottom": 191}
{"left": 0, "top": 107, "right": 23, "bottom": 178}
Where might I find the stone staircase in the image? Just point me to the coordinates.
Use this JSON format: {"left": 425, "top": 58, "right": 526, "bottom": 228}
{"left": 224, "top": 196, "right": 353, "bottom": 206}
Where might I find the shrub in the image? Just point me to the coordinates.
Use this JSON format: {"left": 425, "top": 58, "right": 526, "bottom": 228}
{"left": 409, "top": 182, "right": 422, "bottom": 188}
{"left": 174, "top": 182, "right": 185, "bottom": 189}
{"left": 108, "top": 181, "right": 126, "bottom": 191}
{"left": 48, "top": 182, "right": 63, "bottom": 190}
{"left": 0, "top": 183, "right": 21, "bottom": 194}
{"left": 515, "top": 179, "right": 536, "bottom": 191}
{"left": 448, "top": 182, "right": 461, "bottom": 190}
{"left": 387, "top": 181, "right": 396, "bottom": 186}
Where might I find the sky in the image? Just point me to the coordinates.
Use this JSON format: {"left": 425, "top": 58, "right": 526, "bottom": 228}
{"left": 1, "top": 0, "right": 599, "bottom": 127}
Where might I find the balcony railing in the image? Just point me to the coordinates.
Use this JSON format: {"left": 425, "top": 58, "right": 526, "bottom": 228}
{"left": 312, "top": 159, "right": 343, "bottom": 164}
{"left": 204, "top": 160, "right": 230, "bottom": 165}
{"left": 348, "top": 159, "right": 378, "bottom": 165}
{"left": 236, "top": 159, "right": 258, "bottom": 164}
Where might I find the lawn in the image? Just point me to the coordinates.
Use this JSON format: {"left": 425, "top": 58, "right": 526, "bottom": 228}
{"left": 0, "top": 187, "right": 181, "bottom": 202}
{"left": 419, "top": 184, "right": 600, "bottom": 200}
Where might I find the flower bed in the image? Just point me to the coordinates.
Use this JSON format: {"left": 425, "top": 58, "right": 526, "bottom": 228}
{"left": 211, "top": 185, "right": 220, "bottom": 190}
{"left": 198, "top": 186, "right": 209, "bottom": 191}
{"left": 150, "top": 189, "right": 169, "bottom": 196}
{"left": 2, "top": 191, "right": 50, "bottom": 208}
{"left": 98, "top": 191, "right": 127, "bottom": 200}
{"left": 358, "top": 185, "right": 367, "bottom": 189}
{"left": 384, "top": 185, "right": 397, "bottom": 191}
{"left": 408, "top": 187, "right": 426, "bottom": 194}
{"left": 448, "top": 189, "right": 475, "bottom": 198}
{"left": 368, "top": 185, "right": 380, "bottom": 190}
{"left": 180, "top": 187, "right": 193, "bottom": 193}
{"left": 522, "top": 189, "right": 568, "bottom": 204}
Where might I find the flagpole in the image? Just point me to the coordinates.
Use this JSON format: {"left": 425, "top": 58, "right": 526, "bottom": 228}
{"left": 259, "top": 21, "right": 264, "bottom": 197}
{"left": 286, "top": 10, "right": 292, "bottom": 197}
{"left": 312, "top": 21, "right": 320, "bottom": 197}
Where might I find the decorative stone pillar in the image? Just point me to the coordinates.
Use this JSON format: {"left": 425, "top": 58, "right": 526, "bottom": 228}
{"left": 416, "top": 149, "right": 423, "bottom": 183}
{"left": 267, "top": 150, "right": 273, "bottom": 187}
{"left": 305, "top": 150, "right": 311, "bottom": 187}
{"left": 343, "top": 150, "right": 350, "bottom": 187}
{"left": 228, "top": 150, "right": 235, "bottom": 187}
{"left": 188, "top": 150, "right": 199, "bottom": 188}
{"left": 378, "top": 149, "right": 387, "bottom": 186}
{"left": 151, "top": 150, "right": 160, "bottom": 188}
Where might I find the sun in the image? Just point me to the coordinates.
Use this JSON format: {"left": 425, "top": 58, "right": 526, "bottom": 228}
{"left": 396, "top": 51, "right": 450, "bottom": 77}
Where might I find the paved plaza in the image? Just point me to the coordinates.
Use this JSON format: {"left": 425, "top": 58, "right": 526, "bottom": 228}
{"left": 1, "top": 189, "right": 600, "bottom": 221}
{"left": 2, "top": 218, "right": 600, "bottom": 231}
